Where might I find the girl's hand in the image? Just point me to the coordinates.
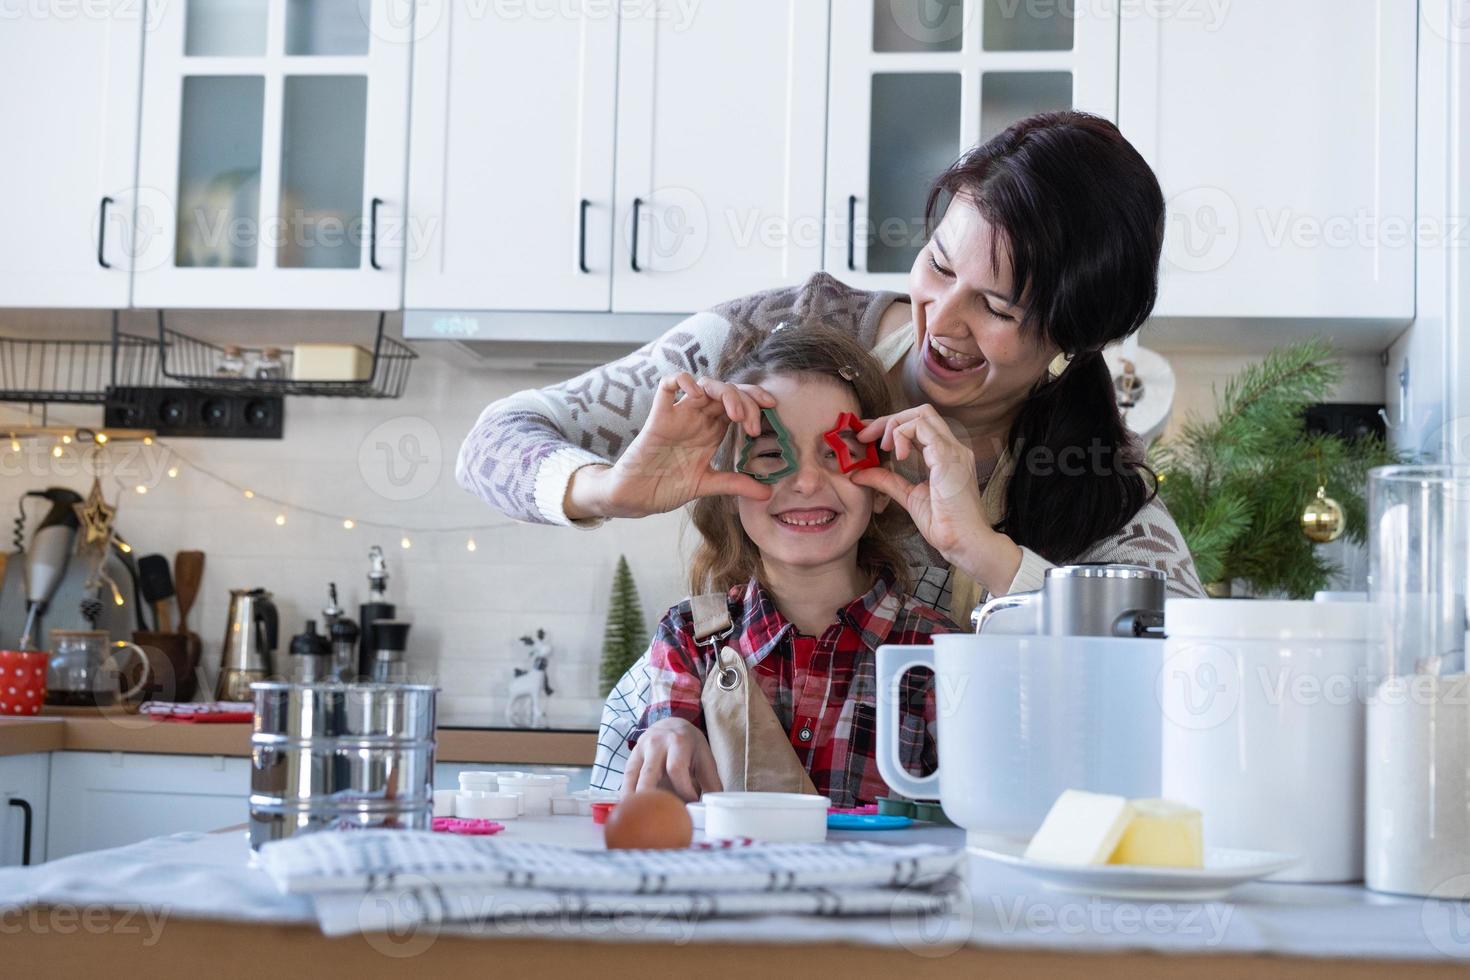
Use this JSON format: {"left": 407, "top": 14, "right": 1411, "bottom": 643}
{"left": 622, "top": 717, "right": 724, "bottom": 801}
{"left": 851, "top": 405, "right": 1022, "bottom": 594}
{"left": 567, "top": 373, "right": 775, "bottom": 520}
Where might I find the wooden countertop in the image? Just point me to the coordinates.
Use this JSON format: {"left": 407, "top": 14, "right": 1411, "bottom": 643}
{"left": 9, "top": 917, "right": 1468, "bottom": 980}
{"left": 0, "top": 711, "right": 596, "bottom": 765}
{"left": 0, "top": 717, "right": 64, "bottom": 755}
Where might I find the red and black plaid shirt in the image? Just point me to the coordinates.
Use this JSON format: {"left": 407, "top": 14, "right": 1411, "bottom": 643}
{"left": 630, "top": 571, "right": 959, "bottom": 807}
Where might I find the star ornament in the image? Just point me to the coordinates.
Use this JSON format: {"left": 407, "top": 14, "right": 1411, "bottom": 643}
{"left": 73, "top": 478, "right": 117, "bottom": 547}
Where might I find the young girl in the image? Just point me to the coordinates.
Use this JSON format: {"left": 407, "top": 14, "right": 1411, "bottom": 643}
{"left": 615, "top": 323, "right": 960, "bottom": 808}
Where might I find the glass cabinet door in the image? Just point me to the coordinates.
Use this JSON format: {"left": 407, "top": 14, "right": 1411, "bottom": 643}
{"left": 826, "top": 0, "right": 1117, "bottom": 291}
{"left": 867, "top": 72, "right": 961, "bottom": 274}
{"left": 277, "top": 74, "right": 368, "bottom": 269}
{"left": 175, "top": 75, "right": 265, "bottom": 268}
{"left": 134, "top": 0, "right": 409, "bottom": 309}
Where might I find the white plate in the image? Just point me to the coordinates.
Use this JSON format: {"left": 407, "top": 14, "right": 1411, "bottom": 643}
{"left": 967, "top": 836, "right": 1297, "bottom": 902}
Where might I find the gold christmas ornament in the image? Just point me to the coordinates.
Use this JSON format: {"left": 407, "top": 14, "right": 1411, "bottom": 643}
{"left": 1301, "top": 485, "right": 1345, "bottom": 543}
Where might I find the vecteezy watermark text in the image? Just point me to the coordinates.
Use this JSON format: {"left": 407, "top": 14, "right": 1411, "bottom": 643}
{"left": 0, "top": 902, "right": 171, "bottom": 945}
{"left": 992, "top": 894, "right": 1235, "bottom": 943}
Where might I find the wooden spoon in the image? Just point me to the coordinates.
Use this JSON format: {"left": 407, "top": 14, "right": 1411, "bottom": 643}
{"left": 174, "top": 551, "right": 204, "bottom": 632}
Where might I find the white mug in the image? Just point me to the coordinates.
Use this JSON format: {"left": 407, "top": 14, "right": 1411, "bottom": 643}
{"left": 876, "top": 634, "right": 1163, "bottom": 840}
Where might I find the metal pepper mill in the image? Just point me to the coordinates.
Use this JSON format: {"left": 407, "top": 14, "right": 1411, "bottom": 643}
{"left": 358, "top": 546, "right": 396, "bottom": 680}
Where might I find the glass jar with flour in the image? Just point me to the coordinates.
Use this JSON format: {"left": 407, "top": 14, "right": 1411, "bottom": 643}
{"left": 1366, "top": 465, "right": 1470, "bottom": 898}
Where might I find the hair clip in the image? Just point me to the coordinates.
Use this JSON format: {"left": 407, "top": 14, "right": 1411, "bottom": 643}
{"left": 838, "top": 365, "right": 859, "bottom": 382}
{"left": 736, "top": 408, "right": 799, "bottom": 484}
{"left": 771, "top": 321, "right": 791, "bottom": 333}
{"left": 823, "top": 412, "right": 880, "bottom": 474}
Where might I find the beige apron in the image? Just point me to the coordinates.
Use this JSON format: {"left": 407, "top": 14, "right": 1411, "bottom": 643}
{"left": 688, "top": 593, "right": 816, "bottom": 795}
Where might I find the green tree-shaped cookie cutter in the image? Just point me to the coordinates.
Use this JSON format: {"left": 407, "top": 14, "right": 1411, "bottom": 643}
{"left": 736, "top": 408, "right": 799, "bottom": 484}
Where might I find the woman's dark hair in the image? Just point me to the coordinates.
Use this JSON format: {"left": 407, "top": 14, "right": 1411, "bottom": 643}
{"left": 926, "top": 110, "right": 1161, "bottom": 562}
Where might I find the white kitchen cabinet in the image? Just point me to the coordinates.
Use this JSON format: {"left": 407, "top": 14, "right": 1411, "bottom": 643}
{"left": 0, "top": 6, "right": 142, "bottom": 308}
{"left": 405, "top": 0, "right": 828, "bottom": 323}
{"left": 1119, "top": 1, "right": 1415, "bottom": 321}
{"left": 825, "top": 0, "right": 1118, "bottom": 292}
{"left": 131, "top": 0, "right": 413, "bottom": 310}
{"left": 0, "top": 754, "right": 50, "bottom": 867}
{"left": 610, "top": 0, "right": 829, "bottom": 313}
{"left": 405, "top": 0, "right": 619, "bottom": 313}
{"left": 46, "top": 752, "right": 249, "bottom": 860}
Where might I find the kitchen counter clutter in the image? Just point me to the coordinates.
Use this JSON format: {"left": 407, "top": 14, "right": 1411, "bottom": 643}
{"left": 0, "top": 709, "right": 596, "bottom": 765}
{"left": 0, "top": 817, "right": 1466, "bottom": 976}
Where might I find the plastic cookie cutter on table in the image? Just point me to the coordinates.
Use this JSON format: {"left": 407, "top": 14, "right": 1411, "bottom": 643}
{"left": 432, "top": 817, "right": 505, "bottom": 836}
{"left": 736, "top": 407, "right": 800, "bottom": 484}
{"left": 823, "top": 412, "right": 881, "bottom": 474}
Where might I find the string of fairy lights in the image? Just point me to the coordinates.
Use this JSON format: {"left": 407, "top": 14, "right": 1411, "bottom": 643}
{"left": 148, "top": 439, "right": 508, "bottom": 552}
{"left": 5, "top": 424, "right": 512, "bottom": 554}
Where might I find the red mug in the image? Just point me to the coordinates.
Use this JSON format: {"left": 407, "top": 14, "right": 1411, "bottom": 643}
{"left": 0, "top": 650, "right": 49, "bottom": 716}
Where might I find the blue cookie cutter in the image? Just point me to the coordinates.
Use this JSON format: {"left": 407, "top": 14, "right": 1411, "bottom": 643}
{"left": 827, "top": 813, "right": 914, "bottom": 831}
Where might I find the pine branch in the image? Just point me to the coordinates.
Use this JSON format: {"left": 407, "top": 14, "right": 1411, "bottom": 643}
{"left": 1151, "top": 338, "right": 1396, "bottom": 598}
{"left": 1169, "top": 485, "right": 1252, "bottom": 585}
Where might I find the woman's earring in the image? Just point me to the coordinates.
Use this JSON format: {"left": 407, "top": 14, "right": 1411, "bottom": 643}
{"left": 1047, "top": 352, "right": 1071, "bottom": 381}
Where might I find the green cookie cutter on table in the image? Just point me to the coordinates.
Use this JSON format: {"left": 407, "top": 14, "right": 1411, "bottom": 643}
{"left": 736, "top": 408, "right": 799, "bottom": 484}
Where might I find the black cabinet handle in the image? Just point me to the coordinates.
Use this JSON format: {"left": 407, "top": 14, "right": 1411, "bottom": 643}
{"left": 578, "top": 199, "right": 590, "bottom": 274}
{"left": 97, "top": 196, "right": 114, "bottom": 269}
{"left": 369, "top": 197, "right": 384, "bottom": 270}
{"left": 846, "top": 195, "right": 857, "bottom": 272}
{"left": 8, "top": 798, "right": 32, "bottom": 866}
{"left": 630, "top": 197, "right": 643, "bottom": 273}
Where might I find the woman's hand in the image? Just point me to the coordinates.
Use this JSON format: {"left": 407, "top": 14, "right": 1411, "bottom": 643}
{"left": 851, "top": 405, "right": 1022, "bottom": 595}
{"left": 622, "top": 717, "right": 724, "bottom": 801}
{"left": 565, "top": 373, "right": 775, "bottom": 520}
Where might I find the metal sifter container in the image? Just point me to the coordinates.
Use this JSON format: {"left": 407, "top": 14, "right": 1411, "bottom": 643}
{"left": 971, "top": 564, "right": 1167, "bottom": 637}
{"left": 248, "top": 681, "right": 437, "bottom": 849}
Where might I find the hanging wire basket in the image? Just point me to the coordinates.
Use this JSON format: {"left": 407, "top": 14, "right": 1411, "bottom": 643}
{"left": 153, "top": 311, "right": 416, "bottom": 399}
{"left": 0, "top": 315, "right": 159, "bottom": 406}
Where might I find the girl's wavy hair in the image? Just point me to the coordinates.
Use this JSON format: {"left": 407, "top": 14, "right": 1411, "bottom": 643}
{"left": 688, "top": 323, "right": 913, "bottom": 597}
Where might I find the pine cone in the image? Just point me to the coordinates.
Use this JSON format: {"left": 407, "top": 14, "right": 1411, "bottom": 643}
{"left": 79, "top": 596, "right": 103, "bottom": 626}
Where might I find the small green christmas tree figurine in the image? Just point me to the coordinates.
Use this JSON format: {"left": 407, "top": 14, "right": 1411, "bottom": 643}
{"left": 599, "top": 555, "right": 649, "bottom": 695}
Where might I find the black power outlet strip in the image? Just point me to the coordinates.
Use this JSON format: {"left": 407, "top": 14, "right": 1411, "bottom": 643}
{"left": 105, "top": 387, "right": 284, "bottom": 439}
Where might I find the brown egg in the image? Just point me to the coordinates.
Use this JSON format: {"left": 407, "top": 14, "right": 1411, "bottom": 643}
{"left": 603, "top": 789, "right": 693, "bottom": 850}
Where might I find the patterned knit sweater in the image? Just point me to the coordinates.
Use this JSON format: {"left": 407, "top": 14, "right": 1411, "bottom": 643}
{"left": 455, "top": 272, "right": 1205, "bottom": 612}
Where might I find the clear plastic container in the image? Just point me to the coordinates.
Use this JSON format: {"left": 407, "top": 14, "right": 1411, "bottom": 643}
{"left": 1365, "top": 465, "right": 1470, "bottom": 897}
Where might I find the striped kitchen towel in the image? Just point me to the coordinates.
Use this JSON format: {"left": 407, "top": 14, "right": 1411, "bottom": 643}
{"left": 258, "top": 832, "right": 966, "bottom": 933}
{"left": 259, "top": 831, "right": 963, "bottom": 895}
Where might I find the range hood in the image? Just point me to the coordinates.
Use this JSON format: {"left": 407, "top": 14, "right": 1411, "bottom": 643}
{"left": 403, "top": 309, "right": 686, "bottom": 368}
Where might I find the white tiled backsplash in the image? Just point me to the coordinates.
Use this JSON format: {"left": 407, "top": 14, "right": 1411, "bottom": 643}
{"left": 0, "top": 312, "right": 1384, "bottom": 726}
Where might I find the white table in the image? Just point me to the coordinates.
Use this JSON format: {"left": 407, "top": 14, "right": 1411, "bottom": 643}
{"left": 0, "top": 818, "right": 1465, "bottom": 978}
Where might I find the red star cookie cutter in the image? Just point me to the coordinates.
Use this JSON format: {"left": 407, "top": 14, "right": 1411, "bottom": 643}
{"left": 823, "top": 412, "right": 880, "bottom": 474}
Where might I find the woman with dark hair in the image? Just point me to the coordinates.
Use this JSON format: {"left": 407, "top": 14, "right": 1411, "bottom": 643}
{"left": 457, "top": 111, "right": 1205, "bottom": 620}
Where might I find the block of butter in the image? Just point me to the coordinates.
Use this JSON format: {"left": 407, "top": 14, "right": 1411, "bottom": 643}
{"left": 291, "top": 343, "right": 373, "bottom": 382}
{"left": 1023, "top": 789, "right": 1134, "bottom": 866}
{"left": 1108, "top": 798, "right": 1203, "bottom": 868}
